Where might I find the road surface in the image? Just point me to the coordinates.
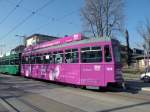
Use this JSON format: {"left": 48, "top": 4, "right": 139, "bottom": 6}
{"left": 0, "top": 74, "right": 150, "bottom": 112}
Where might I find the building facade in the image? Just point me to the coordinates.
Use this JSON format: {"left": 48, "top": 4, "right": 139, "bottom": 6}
{"left": 25, "top": 34, "right": 59, "bottom": 47}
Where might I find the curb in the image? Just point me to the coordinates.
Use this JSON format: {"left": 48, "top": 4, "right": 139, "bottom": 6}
{"left": 141, "top": 87, "right": 150, "bottom": 92}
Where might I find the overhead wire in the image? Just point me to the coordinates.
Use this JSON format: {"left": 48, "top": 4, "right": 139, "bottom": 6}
{"left": 1, "top": 0, "right": 55, "bottom": 40}
{"left": 0, "top": 0, "right": 23, "bottom": 25}
{"left": 5, "top": 0, "right": 51, "bottom": 20}
{"left": 3, "top": 0, "right": 79, "bottom": 35}
{"left": 28, "top": 8, "right": 80, "bottom": 34}
{"left": 1, "top": 0, "right": 81, "bottom": 54}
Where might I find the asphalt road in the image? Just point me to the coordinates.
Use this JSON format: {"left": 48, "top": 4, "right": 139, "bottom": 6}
{"left": 0, "top": 74, "right": 150, "bottom": 112}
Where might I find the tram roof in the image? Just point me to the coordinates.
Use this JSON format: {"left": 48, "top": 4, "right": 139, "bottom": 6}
{"left": 23, "top": 37, "right": 116, "bottom": 55}
{"left": 0, "top": 53, "right": 19, "bottom": 60}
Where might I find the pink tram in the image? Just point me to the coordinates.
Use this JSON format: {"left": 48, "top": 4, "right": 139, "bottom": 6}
{"left": 21, "top": 33, "right": 123, "bottom": 88}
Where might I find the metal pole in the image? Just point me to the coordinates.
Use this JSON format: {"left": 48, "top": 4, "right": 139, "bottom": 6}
{"left": 146, "top": 38, "right": 150, "bottom": 70}
{"left": 106, "top": 0, "right": 109, "bottom": 36}
{"left": 148, "top": 39, "right": 150, "bottom": 69}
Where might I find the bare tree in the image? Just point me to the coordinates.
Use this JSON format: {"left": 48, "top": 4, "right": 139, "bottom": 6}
{"left": 81, "top": 0, "right": 124, "bottom": 37}
{"left": 137, "top": 19, "right": 150, "bottom": 68}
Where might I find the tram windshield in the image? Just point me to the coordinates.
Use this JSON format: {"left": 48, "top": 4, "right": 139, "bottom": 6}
{"left": 113, "top": 45, "right": 121, "bottom": 63}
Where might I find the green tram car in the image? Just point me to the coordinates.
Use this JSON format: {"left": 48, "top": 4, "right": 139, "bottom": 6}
{"left": 0, "top": 53, "right": 21, "bottom": 75}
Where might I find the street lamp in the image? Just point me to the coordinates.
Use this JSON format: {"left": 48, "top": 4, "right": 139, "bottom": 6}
{"left": 15, "top": 35, "right": 26, "bottom": 46}
{"left": 15, "top": 35, "right": 27, "bottom": 54}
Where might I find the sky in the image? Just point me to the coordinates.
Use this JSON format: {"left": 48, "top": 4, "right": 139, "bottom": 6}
{"left": 124, "top": 0, "right": 150, "bottom": 48}
{"left": 0, "top": 0, "right": 150, "bottom": 54}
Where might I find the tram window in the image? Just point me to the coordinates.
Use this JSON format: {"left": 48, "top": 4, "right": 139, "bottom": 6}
{"left": 25, "top": 57, "right": 30, "bottom": 64}
{"left": 54, "top": 51, "right": 63, "bottom": 64}
{"left": 92, "top": 46, "right": 101, "bottom": 50}
{"left": 4, "top": 60, "right": 7, "bottom": 65}
{"left": 22, "top": 57, "right": 26, "bottom": 64}
{"left": 0, "top": 60, "right": 2, "bottom": 65}
{"left": 48, "top": 53, "right": 54, "bottom": 64}
{"left": 33, "top": 56, "right": 36, "bottom": 64}
{"left": 65, "top": 49, "right": 78, "bottom": 63}
{"left": 72, "top": 49, "right": 78, "bottom": 63}
{"left": 2, "top": 60, "right": 5, "bottom": 65}
{"left": 1, "top": 60, "right": 3, "bottom": 65}
{"left": 5, "top": 60, "right": 9, "bottom": 65}
{"left": 14, "top": 59, "right": 20, "bottom": 65}
{"left": 81, "top": 47, "right": 90, "bottom": 51}
{"left": 53, "top": 51, "right": 57, "bottom": 54}
{"left": 21, "top": 57, "right": 24, "bottom": 64}
{"left": 3, "top": 60, "right": 6, "bottom": 65}
{"left": 29, "top": 56, "right": 32, "bottom": 64}
{"left": 81, "top": 46, "right": 102, "bottom": 63}
{"left": 113, "top": 45, "right": 121, "bottom": 62}
{"left": 0, "top": 60, "right": 3, "bottom": 65}
{"left": 65, "top": 49, "right": 71, "bottom": 53}
{"left": 38, "top": 56, "right": 42, "bottom": 64}
{"left": 43, "top": 55, "right": 49, "bottom": 64}
{"left": 58, "top": 51, "right": 63, "bottom": 54}
{"left": 72, "top": 49, "right": 78, "bottom": 52}
{"left": 65, "top": 50, "right": 72, "bottom": 63}
{"left": 36, "top": 55, "right": 43, "bottom": 64}
{"left": 43, "top": 53, "right": 51, "bottom": 64}
{"left": 10, "top": 60, "right": 15, "bottom": 65}
{"left": 65, "top": 49, "right": 72, "bottom": 63}
{"left": 30, "top": 56, "right": 35, "bottom": 64}
{"left": 104, "top": 45, "right": 112, "bottom": 62}
{"left": 41, "top": 56, "right": 44, "bottom": 63}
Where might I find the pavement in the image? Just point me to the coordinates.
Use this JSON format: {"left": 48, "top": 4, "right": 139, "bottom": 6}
{"left": 0, "top": 74, "right": 150, "bottom": 112}
{"left": 123, "top": 72, "right": 150, "bottom": 92}
{"left": 125, "top": 80, "right": 150, "bottom": 92}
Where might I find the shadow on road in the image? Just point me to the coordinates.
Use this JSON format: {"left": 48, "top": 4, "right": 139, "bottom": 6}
{"left": 80, "top": 80, "right": 150, "bottom": 94}
{"left": 125, "top": 80, "right": 150, "bottom": 92}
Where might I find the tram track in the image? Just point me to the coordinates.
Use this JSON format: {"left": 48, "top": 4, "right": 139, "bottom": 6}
{"left": 0, "top": 98, "right": 19, "bottom": 112}
{"left": 17, "top": 98, "right": 46, "bottom": 112}
{"left": 12, "top": 76, "right": 150, "bottom": 103}
{"left": 13, "top": 78, "right": 150, "bottom": 102}
{"left": 46, "top": 84, "right": 150, "bottom": 102}
{"left": 1, "top": 73, "right": 150, "bottom": 102}
{"left": 0, "top": 97, "right": 47, "bottom": 112}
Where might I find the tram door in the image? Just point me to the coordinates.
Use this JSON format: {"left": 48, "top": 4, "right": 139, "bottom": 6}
{"left": 80, "top": 46, "right": 105, "bottom": 86}
{"left": 104, "top": 45, "right": 114, "bottom": 84}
